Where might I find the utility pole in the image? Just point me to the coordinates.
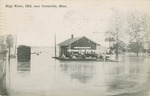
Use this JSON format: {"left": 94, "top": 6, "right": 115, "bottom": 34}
{"left": 8, "top": 34, "right": 11, "bottom": 64}
{"left": 54, "top": 34, "right": 56, "bottom": 58}
{"left": 116, "top": 28, "right": 119, "bottom": 60}
{"left": 14, "top": 34, "right": 17, "bottom": 56}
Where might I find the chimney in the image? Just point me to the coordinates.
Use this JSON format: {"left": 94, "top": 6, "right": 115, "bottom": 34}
{"left": 71, "top": 34, "right": 74, "bottom": 39}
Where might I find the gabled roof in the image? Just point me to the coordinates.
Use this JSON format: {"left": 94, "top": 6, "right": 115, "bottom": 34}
{"left": 58, "top": 37, "right": 82, "bottom": 46}
{"left": 58, "top": 36, "right": 100, "bottom": 46}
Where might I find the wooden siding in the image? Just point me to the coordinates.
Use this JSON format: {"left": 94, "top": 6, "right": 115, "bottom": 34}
{"left": 70, "top": 37, "right": 97, "bottom": 49}
{"left": 60, "top": 46, "right": 68, "bottom": 56}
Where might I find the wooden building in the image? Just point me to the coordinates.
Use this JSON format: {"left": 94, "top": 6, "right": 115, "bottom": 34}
{"left": 17, "top": 45, "right": 31, "bottom": 62}
{"left": 58, "top": 35, "right": 100, "bottom": 57}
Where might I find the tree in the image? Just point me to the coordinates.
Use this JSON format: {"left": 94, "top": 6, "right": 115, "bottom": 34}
{"left": 105, "top": 32, "right": 115, "bottom": 47}
{"left": 6, "top": 34, "right": 14, "bottom": 62}
{"left": 0, "top": 36, "right": 7, "bottom": 52}
{"left": 6, "top": 34, "right": 14, "bottom": 48}
{"left": 127, "top": 10, "right": 150, "bottom": 56}
{"left": 128, "top": 41, "right": 143, "bottom": 56}
{"left": 108, "top": 40, "right": 126, "bottom": 54}
{"left": 105, "top": 9, "right": 125, "bottom": 59}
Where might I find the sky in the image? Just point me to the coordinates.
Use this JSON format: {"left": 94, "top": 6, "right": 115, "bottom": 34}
{"left": 0, "top": 0, "right": 150, "bottom": 47}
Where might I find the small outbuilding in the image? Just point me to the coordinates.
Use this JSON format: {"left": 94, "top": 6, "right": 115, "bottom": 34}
{"left": 17, "top": 45, "right": 31, "bottom": 62}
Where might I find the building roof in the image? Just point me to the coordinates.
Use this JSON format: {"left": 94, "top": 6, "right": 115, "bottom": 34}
{"left": 58, "top": 36, "right": 100, "bottom": 46}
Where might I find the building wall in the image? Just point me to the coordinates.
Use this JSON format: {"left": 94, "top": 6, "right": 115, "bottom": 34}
{"left": 60, "top": 46, "right": 68, "bottom": 56}
{"left": 70, "top": 37, "right": 97, "bottom": 49}
{"left": 59, "top": 37, "right": 97, "bottom": 56}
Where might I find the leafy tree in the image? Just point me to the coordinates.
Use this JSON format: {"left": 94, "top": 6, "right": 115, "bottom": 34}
{"left": 6, "top": 34, "right": 14, "bottom": 62}
{"left": 128, "top": 41, "right": 143, "bottom": 56}
{"left": 6, "top": 34, "right": 14, "bottom": 48}
{"left": 127, "top": 10, "right": 150, "bottom": 56}
{"left": 109, "top": 40, "right": 126, "bottom": 54}
{"left": 0, "top": 36, "right": 7, "bottom": 52}
{"left": 105, "top": 33, "right": 115, "bottom": 47}
{"left": 105, "top": 9, "right": 125, "bottom": 58}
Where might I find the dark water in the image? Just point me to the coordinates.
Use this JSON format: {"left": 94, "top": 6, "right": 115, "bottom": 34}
{"left": 6, "top": 47, "right": 150, "bottom": 96}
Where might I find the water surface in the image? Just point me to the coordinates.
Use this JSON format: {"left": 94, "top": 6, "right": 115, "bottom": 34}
{"left": 7, "top": 47, "right": 150, "bottom": 96}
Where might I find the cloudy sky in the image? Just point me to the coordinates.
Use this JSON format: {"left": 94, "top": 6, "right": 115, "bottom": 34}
{"left": 0, "top": 0, "right": 150, "bottom": 47}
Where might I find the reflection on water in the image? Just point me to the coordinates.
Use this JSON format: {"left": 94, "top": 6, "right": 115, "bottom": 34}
{"left": 17, "top": 62, "right": 31, "bottom": 72}
{"left": 16, "top": 62, "right": 31, "bottom": 77}
{"left": 7, "top": 48, "right": 150, "bottom": 96}
{"left": 105, "top": 57, "right": 150, "bottom": 96}
{"left": 60, "top": 62, "right": 95, "bottom": 83}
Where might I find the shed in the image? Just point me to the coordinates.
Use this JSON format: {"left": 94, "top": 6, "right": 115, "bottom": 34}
{"left": 17, "top": 45, "right": 31, "bottom": 62}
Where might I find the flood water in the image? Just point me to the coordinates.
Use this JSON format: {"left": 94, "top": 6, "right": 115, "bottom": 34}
{"left": 6, "top": 47, "right": 150, "bottom": 96}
